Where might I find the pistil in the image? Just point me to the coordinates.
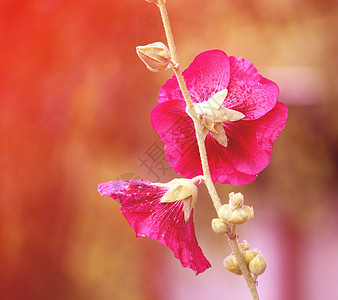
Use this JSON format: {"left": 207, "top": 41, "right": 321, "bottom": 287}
{"left": 186, "top": 89, "right": 245, "bottom": 147}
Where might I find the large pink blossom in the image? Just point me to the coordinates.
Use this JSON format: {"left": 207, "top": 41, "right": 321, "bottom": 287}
{"left": 98, "top": 179, "right": 211, "bottom": 274}
{"left": 151, "top": 50, "right": 288, "bottom": 185}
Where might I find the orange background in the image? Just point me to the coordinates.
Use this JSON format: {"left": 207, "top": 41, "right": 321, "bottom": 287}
{"left": 0, "top": 0, "right": 337, "bottom": 299}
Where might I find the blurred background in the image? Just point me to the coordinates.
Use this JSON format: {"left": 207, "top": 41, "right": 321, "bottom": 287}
{"left": 0, "top": 0, "right": 337, "bottom": 299}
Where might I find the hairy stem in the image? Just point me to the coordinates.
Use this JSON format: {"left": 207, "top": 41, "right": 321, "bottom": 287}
{"left": 228, "top": 236, "right": 259, "bottom": 300}
{"left": 157, "top": 0, "right": 221, "bottom": 212}
{"left": 156, "top": 1, "right": 259, "bottom": 299}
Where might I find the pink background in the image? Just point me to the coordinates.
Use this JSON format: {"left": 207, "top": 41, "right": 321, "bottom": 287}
{"left": 1, "top": 0, "right": 337, "bottom": 299}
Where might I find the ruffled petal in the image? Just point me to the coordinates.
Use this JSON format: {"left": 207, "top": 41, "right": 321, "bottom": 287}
{"left": 151, "top": 100, "right": 203, "bottom": 179}
{"left": 152, "top": 50, "right": 287, "bottom": 185}
{"left": 98, "top": 179, "right": 211, "bottom": 275}
{"left": 205, "top": 135, "right": 258, "bottom": 185}
{"left": 207, "top": 101, "right": 288, "bottom": 185}
{"left": 151, "top": 101, "right": 287, "bottom": 185}
{"left": 151, "top": 101, "right": 258, "bottom": 185}
{"left": 224, "top": 56, "right": 279, "bottom": 120}
{"left": 159, "top": 50, "right": 230, "bottom": 104}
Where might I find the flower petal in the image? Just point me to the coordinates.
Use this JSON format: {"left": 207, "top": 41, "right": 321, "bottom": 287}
{"left": 151, "top": 100, "right": 257, "bottom": 185}
{"left": 153, "top": 50, "right": 287, "bottom": 185}
{"left": 151, "top": 100, "right": 203, "bottom": 179}
{"left": 224, "top": 56, "right": 279, "bottom": 120}
{"left": 159, "top": 50, "right": 230, "bottom": 104}
{"left": 98, "top": 179, "right": 211, "bottom": 275}
{"left": 151, "top": 101, "right": 287, "bottom": 185}
{"left": 208, "top": 101, "right": 288, "bottom": 185}
{"left": 205, "top": 134, "right": 258, "bottom": 185}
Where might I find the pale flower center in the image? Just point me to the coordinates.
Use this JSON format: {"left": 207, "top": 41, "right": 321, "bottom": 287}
{"left": 152, "top": 178, "right": 198, "bottom": 223}
{"left": 186, "top": 89, "right": 245, "bottom": 147}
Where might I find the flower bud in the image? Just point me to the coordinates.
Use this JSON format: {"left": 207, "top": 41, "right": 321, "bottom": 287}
{"left": 248, "top": 253, "right": 267, "bottom": 276}
{"left": 136, "top": 42, "right": 172, "bottom": 72}
{"left": 218, "top": 204, "right": 232, "bottom": 221}
{"left": 228, "top": 209, "right": 246, "bottom": 224}
{"left": 243, "top": 249, "right": 260, "bottom": 265}
{"left": 223, "top": 255, "right": 242, "bottom": 275}
{"left": 229, "top": 192, "right": 244, "bottom": 210}
{"left": 227, "top": 206, "right": 254, "bottom": 225}
{"left": 238, "top": 240, "right": 250, "bottom": 251}
{"left": 211, "top": 218, "right": 228, "bottom": 234}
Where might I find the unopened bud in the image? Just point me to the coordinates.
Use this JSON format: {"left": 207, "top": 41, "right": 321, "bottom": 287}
{"left": 136, "top": 42, "right": 172, "bottom": 72}
{"left": 227, "top": 206, "right": 254, "bottom": 225}
{"left": 229, "top": 192, "right": 244, "bottom": 210}
{"left": 232, "top": 206, "right": 253, "bottom": 225}
{"left": 243, "top": 249, "right": 260, "bottom": 265}
{"left": 211, "top": 218, "right": 228, "bottom": 234}
{"left": 249, "top": 253, "right": 267, "bottom": 276}
{"left": 218, "top": 204, "right": 232, "bottom": 221}
{"left": 239, "top": 240, "right": 250, "bottom": 251}
{"left": 223, "top": 255, "right": 242, "bottom": 275}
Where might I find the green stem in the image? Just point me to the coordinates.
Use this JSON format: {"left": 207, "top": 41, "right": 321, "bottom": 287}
{"left": 155, "top": 1, "right": 259, "bottom": 299}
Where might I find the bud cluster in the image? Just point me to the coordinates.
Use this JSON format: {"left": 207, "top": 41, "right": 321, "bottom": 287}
{"left": 211, "top": 217, "right": 228, "bottom": 234}
{"left": 218, "top": 192, "right": 254, "bottom": 225}
{"left": 211, "top": 192, "right": 254, "bottom": 235}
{"left": 223, "top": 241, "right": 267, "bottom": 276}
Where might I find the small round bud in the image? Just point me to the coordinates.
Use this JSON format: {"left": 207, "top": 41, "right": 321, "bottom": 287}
{"left": 229, "top": 209, "right": 247, "bottom": 225}
{"left": 136, "top": 42, "right": 172, "bottom": 72}
{"left": 249, "top": 253, "right": 267, "bottom": 276}
{"left": 223, "top": 255, "right": 242, "bottom": 275}
{"left": 243, "top": 249, "right": 260, "bottom": 265}
{"left": 218, "top": 204, "right": 232, "bottom": 221}
{"left": 238, "top": 240, "right": 250, "bottom": 251}
{"left": 225, "top": 206, "right": 254, "bottom": 225}
{"left": 243, "top": 205, "right": 254, "bottom": 219}
{"left": 229, "top": 192, "right": 244, "bottom": 210}
{"left": 211, "top": 218, "right": 228, "bottom": 234}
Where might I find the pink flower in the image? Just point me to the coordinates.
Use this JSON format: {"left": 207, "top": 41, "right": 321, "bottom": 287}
{"left": 151, "top": 50, "right": 288, "bottom": 185}
{"left": 98, "top": 179, "right": 211, "bottom": 274}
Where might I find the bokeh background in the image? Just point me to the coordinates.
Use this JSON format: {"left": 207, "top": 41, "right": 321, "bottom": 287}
{"left": 1, "top": 0, "right": 337, "bottom": 299}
